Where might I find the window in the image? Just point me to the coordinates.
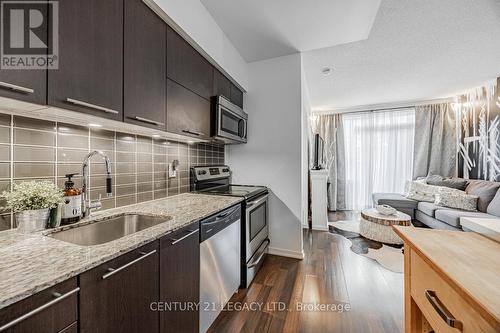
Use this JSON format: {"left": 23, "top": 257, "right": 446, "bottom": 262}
{"left": 343, "top": 108, "right": 415, "bottom": 210}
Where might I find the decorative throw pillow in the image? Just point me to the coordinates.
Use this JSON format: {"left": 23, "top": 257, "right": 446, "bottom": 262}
{"left": 426, "top": 174, "right": 469, "bottom": 191}
{"left": 465, "top": 180, "right": 500, "bottom": 212}
{"left": 435, "top": 190, "right": 478, "bottom": 211}
{"left": 405, "top": 181, "right": 460, "bottom": 202}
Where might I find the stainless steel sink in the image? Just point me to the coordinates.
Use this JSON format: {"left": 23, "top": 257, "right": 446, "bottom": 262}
{"left": 49, "top": 214, "right": 170, "bottom": 246}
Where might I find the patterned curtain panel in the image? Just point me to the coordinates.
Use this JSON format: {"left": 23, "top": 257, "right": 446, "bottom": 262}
{"left": 310, "top": 114, "right": 346, "bottom": 211}
{"left": 413, "top": 103, "right": 457, "bottom": 179}
{"left": 456, "top": 79, "right": 500, "bottom": 181}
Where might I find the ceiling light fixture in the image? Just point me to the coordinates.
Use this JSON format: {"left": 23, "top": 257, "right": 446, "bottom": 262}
{"left": 152, "top": 134, "right": 161, "bottom": 138}
{"left": 321, "top": 67, "right": 333, "bottom": 76}
{"left": 88, "top": 123, "right": 102, "bottom": 128}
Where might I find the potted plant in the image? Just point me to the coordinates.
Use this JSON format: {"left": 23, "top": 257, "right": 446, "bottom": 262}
{"left": 2, "top": 181, "right": 63, "bottom": 233}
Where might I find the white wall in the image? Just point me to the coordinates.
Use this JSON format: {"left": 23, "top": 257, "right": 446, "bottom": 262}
{"left": 227, "top": 53, "right": 304, "bottom": 259}
{"left": 151, "top": 0, "right": 248, "bottom": 90}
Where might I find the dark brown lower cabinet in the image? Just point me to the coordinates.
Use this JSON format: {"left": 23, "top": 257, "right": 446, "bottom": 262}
{"left": 79, "top": 241, "right": 159, "bottom": 333}
{"left": 160, "top": 223, "right": 200, "bottom": 333}
{"left": 0, "top": 278, "right": 78, "bottom": 333}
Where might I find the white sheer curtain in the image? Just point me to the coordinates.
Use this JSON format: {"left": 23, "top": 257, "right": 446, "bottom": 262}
{"left": 343, "top": 108, "right": 415, "bottom": 210}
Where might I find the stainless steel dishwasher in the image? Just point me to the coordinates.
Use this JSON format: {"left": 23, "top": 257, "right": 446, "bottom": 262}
{"left": 199, "top": 204, "right": 241, "bottom": 333}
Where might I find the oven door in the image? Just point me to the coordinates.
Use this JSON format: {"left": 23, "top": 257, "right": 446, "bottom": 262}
{"left": 217, "top": 104, "right": 247, "bottom": 143}
{"left": 245, "top": 193, "right": 269, "bottom": 262}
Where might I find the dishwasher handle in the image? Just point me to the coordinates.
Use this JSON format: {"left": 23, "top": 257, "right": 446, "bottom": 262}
{"left": 200, "top": 205, "right": 241, "bottom": 242}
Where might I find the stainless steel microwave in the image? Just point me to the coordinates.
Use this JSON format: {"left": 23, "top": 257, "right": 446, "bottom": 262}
{"left": 213, "top": 95, "right": 247, "bottom": 144}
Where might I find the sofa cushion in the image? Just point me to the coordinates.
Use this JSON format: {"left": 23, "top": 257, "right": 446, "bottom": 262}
{"left": 487, "top": 189, "right": 500, "bottom": 217}
{"left": 372, "top": 193, "right": 418, "bottom": 209}
{"left": 465, "top": 180, "right": 500, "bottom": 212}
{"left": 434, "top": 209, "right": 495, "bottom": 228}
{"left": 417, "top": 202, "right": 450, "bottom": 217}
{"left": 434, "top": 190, "right": 478, "bottom": 211}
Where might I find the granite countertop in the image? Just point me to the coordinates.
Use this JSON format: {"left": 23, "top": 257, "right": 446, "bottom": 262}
{"left": 0, "top": 193, "right": 243, "bottom": 310}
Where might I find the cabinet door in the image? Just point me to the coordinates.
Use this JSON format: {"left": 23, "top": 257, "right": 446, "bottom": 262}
{"left": 213, "top": 70, "right": 231, "bottom": 99}
{"left": 0, "top": 278, "right": 78, "bottom": 333}
{"left": 0, "top": 0, "right": 47, "bottom": 104}
{"left": 160, "top": 223, "right": 200, "bottom": 333}
{"left": 167, "top": 79, "right": 210, "bottom": 139}
{"left": 167, "top": 26, "right": 213, "bottom": 100}
{"left": 80, "top": 241, "right": 159, "bottom": 333}
{"left": 124, "top": 0, "right": 166, "bottom": 130}
{"left": 48, "top": 0, "right": 123, "bottom": 120}
{"left": 230, "top": 83, "right": 244, "bottom": 108}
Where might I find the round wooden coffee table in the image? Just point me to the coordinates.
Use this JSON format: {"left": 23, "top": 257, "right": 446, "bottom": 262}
{"left": 360, "top": 208, "right": 411, "bottom": 245}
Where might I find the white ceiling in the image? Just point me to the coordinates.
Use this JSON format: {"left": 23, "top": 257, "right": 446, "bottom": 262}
{"left": 303, "top": 0, "right": 500, "bottom": 111}
{"left": 200, "top": 0, "right": 381, "bottom": 63}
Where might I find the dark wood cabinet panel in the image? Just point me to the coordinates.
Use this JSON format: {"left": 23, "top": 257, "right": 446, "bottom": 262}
{"left": 213, "top": 70, "right": 231, "bottom": 99}
{"left": 0, "top": 278, "right": 78, "bottom": 333}
{"left": 167, "top": 78, "right": 211, "bottom": 139}
{"left": 0, "top": 0, "right": 47, "bottom": 105}
{"left": 48, "top": 0, "right": 123, "bottom": 120}
{"left": 230, "top": 83, "right": 244, "bottom": 108}
{"left": 160, "top": 223, "right": 200, "bottom": 333}
{"left": 124, "top": 0, "right": 166, "bottom": 130}
{"left": 79, "top": 241, "right": 159, "bottom": 333}
{"left": 167, "top": 26, "right": 213, "bottom": 100}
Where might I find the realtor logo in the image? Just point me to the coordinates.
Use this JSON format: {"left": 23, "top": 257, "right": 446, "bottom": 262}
{"left": 1, "top": 1, "right": 58, "bottom": 69}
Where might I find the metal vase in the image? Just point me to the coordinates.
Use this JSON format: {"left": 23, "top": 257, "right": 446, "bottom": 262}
{"left": 15, "top": 208, "right": 50, "bottom": 233}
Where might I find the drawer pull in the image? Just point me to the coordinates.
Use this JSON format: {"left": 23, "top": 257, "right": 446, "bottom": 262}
{"left": 182, "top": 129, "right": 204, "bottom": 136}
{"left": 170, "top": 229, "right": 199, "bottom": 245}
{"left": 66, "top": 98, "right": 119, "bottom": 114}
{"left": 131, "top": 116, "right": 164, "bottom": 126}
{"left": 0, "top": 81, "right": 34, "bottom": 94}
{"left": 0, "top": 287, "right": 79, "bottom": 332}
{"left": 102, "top": 249, "right": 156, "bottom": 279}
{"left": 425, "top": 290, "right": 463, "bottom": 331}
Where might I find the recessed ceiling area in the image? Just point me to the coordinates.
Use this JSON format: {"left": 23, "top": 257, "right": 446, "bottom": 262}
{"left": 200, "top": 0, "right": 381, "bottom": 63}
{"left": 303, "top": 0, "right": 500, "bottom": 111}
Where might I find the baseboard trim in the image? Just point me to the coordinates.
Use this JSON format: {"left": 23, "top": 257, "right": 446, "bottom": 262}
{"left": 268, "top": 247, "right": 304, "bottom": 260}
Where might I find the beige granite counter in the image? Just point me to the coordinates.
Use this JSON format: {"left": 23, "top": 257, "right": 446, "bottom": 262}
{"left": 0, "top": 193, "right": 243, "bottom": 310}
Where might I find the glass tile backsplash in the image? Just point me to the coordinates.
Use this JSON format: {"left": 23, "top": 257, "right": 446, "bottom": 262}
{"left": 0, "top": 114, "right": 225, "bottom": 230}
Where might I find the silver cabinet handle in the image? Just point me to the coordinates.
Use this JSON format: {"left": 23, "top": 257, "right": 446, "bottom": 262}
{"left": 0, "top": 81, "right": 34, "bottom": 94}
{"left": 182, "top": 129, "right": 204, "bottom": 136}
{"left": 170, "top": 229, "right": 199, "bottom": 245}
{"left": 425, "top": 290, "right": 463, "bottom": 331}
{"left": 131, "top": 116, "right": 164, "bottom": 126}
{"left": 102, "top": 249, "right": 156, "bottom": 279}
{"left": 0, "top": 287, "right": 80, "bottom": 332}
{"left": 248, "top": 239, "right": 270, "bottom": 268}
{"left": 66, "top": 98, "right": 119, "bottom": 114}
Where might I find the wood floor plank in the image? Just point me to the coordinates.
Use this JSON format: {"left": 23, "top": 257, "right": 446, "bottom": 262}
{"left": 207, "top": 228, "right": 403, "bottom": 333}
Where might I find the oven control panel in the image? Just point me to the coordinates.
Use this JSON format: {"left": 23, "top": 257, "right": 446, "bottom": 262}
{"left": 192, "top": 166, "right": 231, "bottom": 181}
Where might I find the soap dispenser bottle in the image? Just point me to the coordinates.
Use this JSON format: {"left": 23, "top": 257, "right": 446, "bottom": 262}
{"left": 61, "top": 173, "right": 82, "bottom": 225}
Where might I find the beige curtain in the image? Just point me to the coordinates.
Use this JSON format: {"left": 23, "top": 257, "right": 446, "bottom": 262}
{"left": 311, "top": 114, "right": 346, "bottom": 211}
{"left": 413, "top": 103, "right": 457, "bottom": 179}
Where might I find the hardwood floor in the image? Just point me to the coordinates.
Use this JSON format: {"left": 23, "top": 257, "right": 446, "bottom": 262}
{"left": 208, "top": 228, "right": 404, "bottom": 333}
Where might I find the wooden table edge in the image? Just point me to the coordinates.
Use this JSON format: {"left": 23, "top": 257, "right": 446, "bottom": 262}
{"left": 392, "top": 225, "right": 500, "bottom": 330}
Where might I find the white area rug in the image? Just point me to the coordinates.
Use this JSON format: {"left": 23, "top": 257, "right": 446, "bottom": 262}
{"left": 329, "top": 220, "right": 404, "bottom": 273}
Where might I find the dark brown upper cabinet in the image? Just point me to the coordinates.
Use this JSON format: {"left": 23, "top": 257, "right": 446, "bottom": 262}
{"left": 213, "top": 69, "right": 231, "bottom": 100}
{"left": 230, "top": 83, "right": 244, "bottom": 108}
{"left": 167, "top": 79, "right": 210, "bottom": 140}
{"left": 0, "top": 278, "right": 78, "bottom": 333}
{"left": 79, "top": 241, "right": 159, "bottom": 333}
{"left": 167, "top": 26, "right": 213, "bottom": 100}
{"left": 47, "top": 0, "right": 123, "bottom": 121}
{"left": 124, "top": 0, "right": 166, "bottom": 130}
{"left": 160, "top": 223, "right": 200, "bottom": 333}
{"left": 0, "top": 0, "right": 47, "bottom": 105}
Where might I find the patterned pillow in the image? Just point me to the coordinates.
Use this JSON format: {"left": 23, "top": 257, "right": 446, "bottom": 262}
{"left": 434, "top": 190, "right": 478, "bottom": 211}
{"left": 405, "top": 181, "right": 451, "bottom": 202}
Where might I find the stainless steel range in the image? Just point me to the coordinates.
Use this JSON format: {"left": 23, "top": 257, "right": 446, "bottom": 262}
{"left": 190, "top": 165, "right": 269, "bottom": 288}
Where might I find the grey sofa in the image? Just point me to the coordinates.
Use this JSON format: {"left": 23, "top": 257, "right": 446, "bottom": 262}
{"left": 373, "top": 179, "right": 500, "bottom": 231}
